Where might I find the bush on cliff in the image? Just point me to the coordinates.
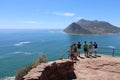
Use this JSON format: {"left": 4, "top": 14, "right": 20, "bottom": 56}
{"left": 15, "top": 54, "right": 47, "bottom": 80}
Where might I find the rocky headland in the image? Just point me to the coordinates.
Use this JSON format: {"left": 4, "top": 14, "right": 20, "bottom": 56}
{"left": 23, "top": 55, "right": 120, "bottom": 80}
{"left": 64, "top": 19, "right": 120, "bottom": 34}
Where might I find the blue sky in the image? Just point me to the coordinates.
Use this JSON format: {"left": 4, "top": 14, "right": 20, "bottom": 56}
{"left": 0, "top": 0, "right": 120, "bottom": 29}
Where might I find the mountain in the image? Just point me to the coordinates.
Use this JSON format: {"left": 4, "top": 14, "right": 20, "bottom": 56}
{"left": 64, "top": 22, "right": 91, "bottom": 34}
{"left": 64, "top": 19, "right": 120, "bottom": 34}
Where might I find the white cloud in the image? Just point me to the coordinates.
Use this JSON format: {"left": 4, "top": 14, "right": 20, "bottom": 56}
{"left": 53, "top": 12, "right": 75, "bottom": 17}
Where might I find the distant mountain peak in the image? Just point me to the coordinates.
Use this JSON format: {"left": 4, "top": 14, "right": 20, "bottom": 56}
{"left": 78, "top": 19, "right": 89, "bottom": 22}
{"left": 78, "top": 19, "right": 105, "bottom": 23}
{"left": 64, "top": 19, "right": 120, "bottom": 34}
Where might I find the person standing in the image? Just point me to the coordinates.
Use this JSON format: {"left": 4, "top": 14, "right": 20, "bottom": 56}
{"left": 77, "top": 42, "right": 81, "bottom": 57}
{"left": 73, "top": 43, "right": 78, "bottom": 60}
{"left": 88, "top": 41, "right": 93, "bottom": 56}
{"left": 69, "top": 43, "right": 74, "bottom": 60}
{"left": 93, "top": 42, "right": 98, "bottom": 56}
{"left": 83, "top": 41, "right": 88, "bottom": 57}
{"left": 69, "top": 43, "right": 78, "bottom": 60}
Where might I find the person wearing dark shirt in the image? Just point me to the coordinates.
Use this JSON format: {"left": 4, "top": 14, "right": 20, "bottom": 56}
{"left": 93, "top": 42, "right": 98, "bottom": 56}
{"left": 77, "top": 42, "right": 81, "bottom": 57}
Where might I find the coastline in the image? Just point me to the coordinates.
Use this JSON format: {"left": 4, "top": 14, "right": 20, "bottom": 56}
{"left": 63, "top": 30, "right": 120, "bottom": 36}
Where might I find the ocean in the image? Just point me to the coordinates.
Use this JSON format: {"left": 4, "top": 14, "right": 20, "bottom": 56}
{"left": 0, "top": 29, "right": 120, "bottom": 80}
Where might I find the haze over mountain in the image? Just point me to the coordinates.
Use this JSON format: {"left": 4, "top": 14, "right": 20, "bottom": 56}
{"left": 64, "top": 19, "right": 120, "bottom": 34}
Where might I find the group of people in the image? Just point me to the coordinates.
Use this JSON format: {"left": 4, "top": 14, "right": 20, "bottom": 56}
{"left": 68, "top": 41, "right": 98, "bottom": 60}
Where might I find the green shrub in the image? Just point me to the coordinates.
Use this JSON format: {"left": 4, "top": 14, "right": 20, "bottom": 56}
{"left": 15, "top": 54, "right": 47, "bottom": 80}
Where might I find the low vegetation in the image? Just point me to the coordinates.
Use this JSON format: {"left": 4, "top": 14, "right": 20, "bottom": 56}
{"left": 15, "top": 54, "right": 47, "bottom": 80}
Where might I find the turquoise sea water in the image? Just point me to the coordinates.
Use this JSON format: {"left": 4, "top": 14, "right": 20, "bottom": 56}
{"left": 0, "top": 29, "right": 120, "bottom": 79}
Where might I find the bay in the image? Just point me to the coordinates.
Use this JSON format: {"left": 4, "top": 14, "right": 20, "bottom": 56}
{"left": 0, "top": 29, "right": 120, "bottom": 79}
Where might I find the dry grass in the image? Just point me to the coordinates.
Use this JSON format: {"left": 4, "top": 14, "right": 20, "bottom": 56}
{"left": 15, "top": 54, "right": 47, "bottom": 80}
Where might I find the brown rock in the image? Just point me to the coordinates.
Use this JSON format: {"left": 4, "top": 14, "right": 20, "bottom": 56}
{"left": 74, "top": 55, "right": 120, "bottom": 80}
{"left": 24, "top": 55, "right": 120, "bottom": 80}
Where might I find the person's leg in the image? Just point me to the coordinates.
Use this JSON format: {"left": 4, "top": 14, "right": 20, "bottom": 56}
{"left": 94, "top": 48, "right": 97, "bottom": 56}
{"left": 78, "top": 53, "right": 80, "bottom": 57}
{"left": 79, "top": 49, "right": 81, "bottom": 57}
{"left": 70, "top": 54, "right": 74, "bottom": 60}
{"left": 84, "top": 49, "right": 85, "bottom": 57}
{"left": 84, "top": 49, "right": 87, "bottom": 57}
{"left": 77, "top": 49, "right": 80, "bottom": 57}
{"left": 84, "top": 51, "right": 86, "bottom": 57}
{"left": 89, "top": 49, "right": 92, "bottom": 56}
{"left": 87, "top": 50, "right": 89, "bottom": 57}
{"left": 74, "top": 52, "right": 78, "bottom": 60}
{"left": 90, "top": 52, "right": 92, "bottom": 56}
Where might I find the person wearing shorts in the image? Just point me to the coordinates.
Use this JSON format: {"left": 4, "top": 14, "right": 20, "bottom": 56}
{"left": 83, "top": 41, "right": 88, "bottom": 57}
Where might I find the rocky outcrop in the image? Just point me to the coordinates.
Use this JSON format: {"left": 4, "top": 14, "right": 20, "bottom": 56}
{"left": 74, "top": 56, "right": 120, "bottom": 80}
{"left": 24, "top": 55, "right": 120, "bottom": 80}
{"left": 23, "top": 59, "right": 76, "bottom": 80}
{"left": 64, "top": 19, "right": 120, "bottom": 34}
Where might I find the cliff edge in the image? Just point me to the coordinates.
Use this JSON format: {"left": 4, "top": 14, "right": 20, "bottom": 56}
{"left": 23, "top": 55, "right": 120, "bottom": 80}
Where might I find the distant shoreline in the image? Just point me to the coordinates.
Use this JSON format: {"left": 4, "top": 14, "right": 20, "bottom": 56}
{"left": 63, "top": 31, "right": 120, "bottom": 36}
